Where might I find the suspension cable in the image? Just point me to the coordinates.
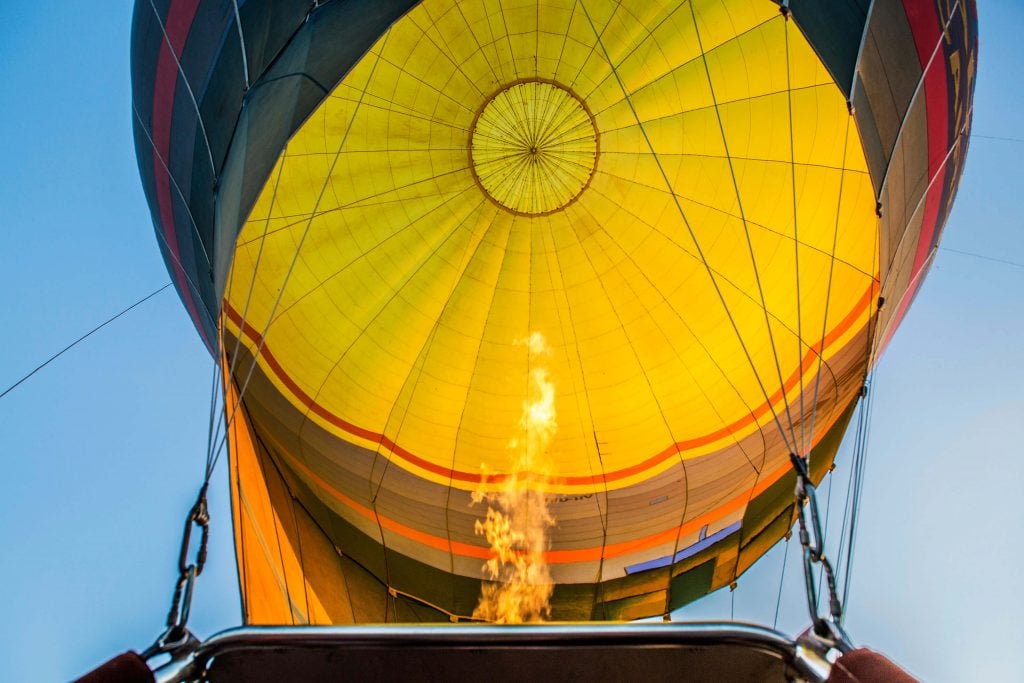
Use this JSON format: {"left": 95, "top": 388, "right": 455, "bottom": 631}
{"left": 0, "top": 283, "right": 172, "bottom": 401}
{"left": 773, "top": 536, "right": 790, "bottom": 629}
{"left": 841, "top": 373, "right": 876, "bottom": 612}
{"left": 788, "top": 451, "right": 851, "bottom": 650}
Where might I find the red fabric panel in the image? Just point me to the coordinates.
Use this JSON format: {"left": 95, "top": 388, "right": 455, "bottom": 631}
{"left": 73, "top": 651, "right": 154, "bottom": 683}
{"left": 827, "top": 648, "right": 918, "bottom": 683}
{"left": 150, "top": 0, "right": 211, "bottom": 349}
{"left": 878, "top": 0, "right": 950, "bottom": 350}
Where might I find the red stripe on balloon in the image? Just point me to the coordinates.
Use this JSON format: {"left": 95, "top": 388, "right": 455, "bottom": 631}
{"left": 150, "top": 0, "right": 212, "bottom": 350}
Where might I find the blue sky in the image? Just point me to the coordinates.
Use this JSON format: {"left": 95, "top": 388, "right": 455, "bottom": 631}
{"left": 0, "top": 2, "right": 1021, "bottom": 681}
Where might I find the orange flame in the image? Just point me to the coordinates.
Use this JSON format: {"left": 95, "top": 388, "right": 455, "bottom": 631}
{"left": 472, "top": 332, "right": 556, "bottom": 623}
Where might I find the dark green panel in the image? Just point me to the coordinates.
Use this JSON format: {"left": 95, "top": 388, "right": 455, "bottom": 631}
{"left": 788, "top": 0, "right": 869, "bottom": 98}
{"left": 669, "top": 559, "right": 717, "bottom": 611}
{"left": 737, "top": 506, "right": 793, "bottom": 576}
{"left": 601, "top": 590, "right": 669, "bottom": 621}
{"left": 548, "top": 582, "right": 599, "bottom": 621}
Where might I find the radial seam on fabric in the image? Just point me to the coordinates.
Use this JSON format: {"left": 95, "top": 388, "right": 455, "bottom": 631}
{"left": 257, "top": 179, "right": 481, "bottom": 321}
{"left": 802, "top": 113, "right": 852, "bottom": 460}
{"left": 543, "top": 225, "right": 612, "bottom": 586}
{"left": 0, "top": 283, "right": 172, "bottom": 400}
{"left": 580, "top": 7, "right": 779, "bottom": 121}
{"left": 590, "top": 164, "right": 873, "bottom": 278}
{"left": 362, "top": 193, "right": 494, "bottom": 506}
{"left": 367, "top": 53, "right": 478, "bottom": 118}
{"left": 562, "top": 195, "right": 693, "bottom": 611}
{"left": 262, "top": 438, "right": 314, "bottom": 623}
{"left": 689, "top": 4, "right": 799, "bottom": 452}
{"left": 323, "top": 92, "right": 469, "bottom": 131}
{"left": 594, "top": 83, "right": 855, "bottom": 138}
{"left": 292, "top": 184, "right": 488, "bottom": 475}
{"left": 784, "top": 17, "right": 808, "bottom": 457}
{"left": 441, "top": 208, "right": 516, "bottom": 583}
{"left": 235, "top": 483, "right": 308, "bottom": 623}
{"left": 497, "top": 1, "right": 521, "bottom": 82}
{"left": 235, "top": 166, "right": 475, "bottom": 248}
{"left": 448, "top": 2, "right": 507, "bottom": 95}
{"left": 240, "top": 413, "right": 305, "bottom": 622}
{"left": 569, "top": 192, "right": 764, "bottom": 477}
{"left": 405, "top": 10, "right": 488, "bottom": 102}
{"left": 577, "top": 0, "right": 772, "bottom": 612}
{"left": 581, "top": 0, "right": 797, "bottom": 455}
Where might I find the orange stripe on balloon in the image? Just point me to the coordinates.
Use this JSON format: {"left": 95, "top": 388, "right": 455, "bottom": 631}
{"left": 252, "top": 397, "right": 845, "bottom": 564}
{"left": 222, "top": 279, "right": 875, "bottom": 487}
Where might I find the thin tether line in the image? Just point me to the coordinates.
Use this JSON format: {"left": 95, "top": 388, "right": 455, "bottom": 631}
{"left": 773, "top": 536, "right": 790, "bottom": 628}
{"left": 974, "top": 134, "right": 1024, "bottom": 143}
{"left": 940, "top": 246, "right": 1024, "bottom": 270}
{"left": 0, "top": 283, "right": 172, "bottom": 400}
{"left": 841, "top": 372, "right": 876, "bottom": 614}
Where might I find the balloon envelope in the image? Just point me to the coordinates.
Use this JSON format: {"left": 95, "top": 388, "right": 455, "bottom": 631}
{"left": 131, "top": 0, "right": 977, "bottom": 622}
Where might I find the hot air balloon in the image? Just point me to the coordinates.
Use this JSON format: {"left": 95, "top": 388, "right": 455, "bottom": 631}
{"left": 128, "top": 0, "right": 976, "bottom": 632}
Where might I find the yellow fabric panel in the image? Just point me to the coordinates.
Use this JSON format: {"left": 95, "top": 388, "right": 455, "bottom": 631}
{"left": 224, "top": 0, "right": 878, "bottom": 498}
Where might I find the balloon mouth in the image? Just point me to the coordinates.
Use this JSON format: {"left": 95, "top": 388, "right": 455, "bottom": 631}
{"left": 469, "top": 79, "right": 599, "bottom": 216}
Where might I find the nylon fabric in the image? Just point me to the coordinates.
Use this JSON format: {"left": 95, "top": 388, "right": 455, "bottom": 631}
{"left": 129, "top": 0, "right": 977, "bottom": 623}
{"left": 222, "top": 0, "right": 879, "bottom": 620}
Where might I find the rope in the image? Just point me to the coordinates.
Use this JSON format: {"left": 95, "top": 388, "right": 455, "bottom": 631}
{"left": 773, "top": 536, "right": 790, "bottom": 628}
{"left": 815, "top": 460, "right": 836, "bottom": 613}
{"left": 841, "top": 374, "right": 876, "bottom": 611}
{"left": 832, "top": 374, "right": 874, "bottom": 622}
{"left": 939, "top": 246, "right": 1024, "bottom": 270}
{"left": 0, "top": 283, "right": 172, "bottom": 400}
{"left": 202, "top": 359, "right": 224, "bottom": 482}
